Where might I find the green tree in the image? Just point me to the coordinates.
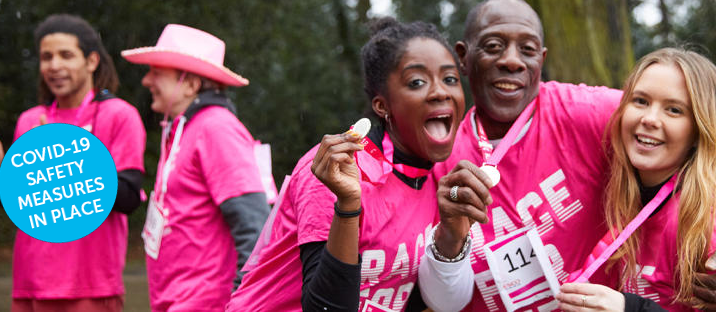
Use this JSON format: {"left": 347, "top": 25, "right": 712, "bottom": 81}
{"left": 675, "top": 0, "right": 716, "bottom": 60}
{"left": 527, "top": 0, "right": 634, "bottom": 88}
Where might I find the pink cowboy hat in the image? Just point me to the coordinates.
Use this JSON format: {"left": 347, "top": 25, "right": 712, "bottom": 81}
{"left": 122, "top": 24, "right": 249, "bottom": 87}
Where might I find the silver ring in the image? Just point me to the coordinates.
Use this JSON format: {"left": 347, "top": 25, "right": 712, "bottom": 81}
{"left": 582, "top": 295, "right": 587, "bottom": 307}
{"left": 449, "top": 186, "right": 459, "bottom": 202}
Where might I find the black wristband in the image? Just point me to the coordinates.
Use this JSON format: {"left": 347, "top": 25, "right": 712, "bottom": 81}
{"left": 334, "top": 202, "right": 362, "bottom": 218}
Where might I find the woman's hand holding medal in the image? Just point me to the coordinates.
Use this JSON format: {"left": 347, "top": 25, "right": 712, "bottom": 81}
{"left": 311, "top": 119, "right": 370, "bottom": 212}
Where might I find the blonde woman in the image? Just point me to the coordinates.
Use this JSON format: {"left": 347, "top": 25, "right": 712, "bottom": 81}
{"left": 558, "top": 48, "right": 716, "bottom": 311}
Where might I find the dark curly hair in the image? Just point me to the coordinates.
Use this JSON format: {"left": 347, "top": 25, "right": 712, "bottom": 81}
{"left": 34, "top": 14, "right": 119, "bottom": 104}
{"left": 361, "top": 17, "right": 459, "bottom": 103}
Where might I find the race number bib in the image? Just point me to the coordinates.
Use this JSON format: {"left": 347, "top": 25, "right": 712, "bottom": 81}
{"left": 482, "top": 227, "right": 560, "bottom": 311}
{"left": 142, "top": 191, "right": 167, "bottom": 260}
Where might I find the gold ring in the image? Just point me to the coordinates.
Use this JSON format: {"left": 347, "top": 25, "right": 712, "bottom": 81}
{"left": 582, "top": 295, "right": 587, "bottom": 307}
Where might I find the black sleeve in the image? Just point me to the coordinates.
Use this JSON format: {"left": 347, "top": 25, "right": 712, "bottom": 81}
{"left": 299, "top": 241, "right": 361, "bottom": 312}
{"left": 404, "top": 280, "right": 427, "bottom": 311}
{"left": 623, "top": 292, "right": 667, "bottom": 312}
{"left": 112, "top": 169, "right": 143, "bottom": 215}
{"left": 219, "top": 192, "right": 271, "bottom": 289}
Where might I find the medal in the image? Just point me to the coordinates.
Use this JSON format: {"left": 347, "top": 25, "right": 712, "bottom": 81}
{"left": 350, "top": 118, "right": 371, "bottom": 139}
{"left": 473, "top": 100, "right": 535, "bottom": 187}
{"left": 480, "top": 164, "right": 501, "bottom": 186}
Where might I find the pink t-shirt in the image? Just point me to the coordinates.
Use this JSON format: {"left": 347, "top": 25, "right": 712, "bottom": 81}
{"left": 227, "top": 138, "right": 440, "bottom": 311}
{"left": 613, "top": 194, "right": 716, "bottom": 312}
{"left": 12, "top": 95, "right": 146, "bottom": 299}
{"left": 146, "top": 106, "right": 264, "bottom": 311}
{"left": 431, "top": 81, "right": 622, "bottom": 311}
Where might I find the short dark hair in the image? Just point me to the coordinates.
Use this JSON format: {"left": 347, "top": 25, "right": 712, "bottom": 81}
{"left": 361, "top": 17, "right": 459, "bottom": 102}
{"left": 34, "top": 14, "right": 119, "bottom": 103}
{"left": 463, "top": 2, "right": 487, "bottom": 42}
{"left": 185, "top": 72, "right": 227, "bottom": 92}
{"left": 463, "top": 0, "right": 544, "bottom": 43}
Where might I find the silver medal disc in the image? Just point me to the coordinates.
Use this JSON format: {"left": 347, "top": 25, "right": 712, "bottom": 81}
{"left": 351, "top": 118, "right": 371, "bottom": 139}
{"left": 480, "top": 165, "right": 500, "bottom": 186}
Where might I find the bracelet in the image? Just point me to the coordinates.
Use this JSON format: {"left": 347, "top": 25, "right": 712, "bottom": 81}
{"left": 334, "top": 202, "right": 362, "bottom": 218}
{"left": 431, "top": 232, "right": 470, "bottom": 263}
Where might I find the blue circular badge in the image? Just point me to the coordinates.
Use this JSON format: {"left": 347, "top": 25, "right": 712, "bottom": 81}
{"left": 0, "top": 124, "right": 118, "bottom": 243}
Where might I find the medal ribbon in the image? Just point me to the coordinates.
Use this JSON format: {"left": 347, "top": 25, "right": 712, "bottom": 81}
{"left": 154, "top": 116, "right": 187, "bottom": 212}
{"left": 358, "top": 131, "right": 430, "bottom": 179}
{"left": 474, "top": 99, "right": 537, "bottom": 167}
{"left": 568, "top": 174, "right": 677, "bottom": 283}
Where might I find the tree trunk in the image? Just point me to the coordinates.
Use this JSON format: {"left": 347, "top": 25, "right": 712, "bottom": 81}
{"left": 527, "top": 0, "right": 634, "bottom": 88}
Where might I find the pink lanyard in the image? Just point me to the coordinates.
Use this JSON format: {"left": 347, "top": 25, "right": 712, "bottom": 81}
{"left": 154, "top": 115, "right": 187, "bottom": 211}
{"left": 47, "top": 89, "right": 95, "bottom": 125}
{"left": 359, "top": 132, "right": 430, "bottom": 179}
{"left": 474, "top": 99, "right": 537, "bottom": 167}
{"left": 568, "top": 174, "right": 677, "bottom": 283}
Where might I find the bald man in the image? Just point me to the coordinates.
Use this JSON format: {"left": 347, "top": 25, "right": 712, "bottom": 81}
{"left": 418, "top": 1, "right": 620, "bottom": 311}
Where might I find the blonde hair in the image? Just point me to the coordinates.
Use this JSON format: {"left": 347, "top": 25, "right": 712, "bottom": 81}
{"left": 605, "top": 47, "right": 716, "bottom": 305}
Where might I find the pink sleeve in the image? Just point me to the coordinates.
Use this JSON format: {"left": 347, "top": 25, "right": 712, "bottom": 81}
{"left": 14, "top": 107, "right": 43, "bottom": 141}
{"left": 106, "top": 101, "right": 146, "bottom": 173}
{"left": 197, "top": 110, "right": 264, "bottom": 206}
{"left": 583, "top": 86, "right": 623, "bottom": 148}
{"left": 546, "top": 82, "right": 623, "bottom": 141}
{"left": 290, "top": 148, "right": 337, "bottom": 245}
{"left": 581, "top": 86, "right": 622, "bottom": 145}
{"left": 585, "top": 84, "right": 623, "bottom": 127}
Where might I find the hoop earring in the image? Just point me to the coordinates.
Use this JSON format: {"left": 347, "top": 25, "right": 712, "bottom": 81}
{"left": 384, "top": 113, "right": 392, "bottom": 129}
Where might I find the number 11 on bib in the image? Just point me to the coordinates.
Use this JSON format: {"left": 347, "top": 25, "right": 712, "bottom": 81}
{"left": 483, "top": 227, "right": 561, "bottom": 311}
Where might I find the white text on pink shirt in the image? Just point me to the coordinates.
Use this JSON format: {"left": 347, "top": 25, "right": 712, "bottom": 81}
{"left": 359, "top": 223, "right": 433, "bottom": 311}
{"left": 471, "top": 168, "right": 582, "bottom": 311}
{"left": 624, "top": 265, "right": 660, "bottom": 303}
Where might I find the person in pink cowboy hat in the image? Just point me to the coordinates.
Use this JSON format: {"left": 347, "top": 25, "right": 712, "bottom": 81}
{"left": 122, "top": 24, "right": 270, "bottom": 311}
{"left": 12, "top": 14, "right": 146, "bottom": 312}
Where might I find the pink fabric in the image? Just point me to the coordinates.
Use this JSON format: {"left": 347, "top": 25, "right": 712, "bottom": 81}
{"left": 355, "top": 135, "right": 393, "bottom": 184}
{"left": 12, "top": 95, "right": 146, "bottom": 299}
{"left": 241, "top": 176, "right": 291, "bottom": 272}
{"left": 227, "top": 139, "right": 440, "bottom": 311}
{"left": 253, "top": 141, "right": 278, "bottom": 204}
{"left": 357, "top": 132, "right": 429, "bottom": 181}
{"left": 569, "top": 175, "right": 677, "bottom": 283}
{"left": 431, "top": 81, "right": 622, "bottom": 311}
{"left": 602, "top": 194, "right": 716, "bottom": 312}
{"left": 146, "top": 106, "right": 264, "bottom": 311}
{"left": 12, "top": 295, "right": 124, "bottom": 312}
{"left": 482, "top": 98, "right": 536, "bottom": 166}
{"left": 566, "top": 232, "right": 614, "bottom": 283}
